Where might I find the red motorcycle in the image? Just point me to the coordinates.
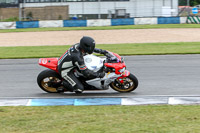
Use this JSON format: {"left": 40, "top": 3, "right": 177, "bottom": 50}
{"left": 37, "top": 52, "right": 138, "bottom": 93}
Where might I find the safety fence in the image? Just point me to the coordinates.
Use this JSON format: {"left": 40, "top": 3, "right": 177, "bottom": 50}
{"left": 0, "top": 17, "right": 187, "bottom": 29}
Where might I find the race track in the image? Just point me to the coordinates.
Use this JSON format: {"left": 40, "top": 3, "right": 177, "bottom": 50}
{"left": 0, "top": 54, "right": 200, "bottom": 98}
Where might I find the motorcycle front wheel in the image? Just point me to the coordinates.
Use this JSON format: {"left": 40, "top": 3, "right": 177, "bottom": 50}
{"left": 110, "top": 73, "right": 138, "bottom": 93}
{"left": 37, "top": 69, "right": 62, "bottom": 93}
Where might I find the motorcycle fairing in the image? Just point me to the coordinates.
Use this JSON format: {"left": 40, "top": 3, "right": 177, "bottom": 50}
{"left": 39, "top": 58, "right": 59, "bottom": 73}
{"left": 104, "top": 62, "right": 126, "bottom": 74}
{"left": 86, "top": 72, "right": 121, "bottom": 89}
{"left": 83, "top": 53, "right": 127, "bottom": 89}
{"left": 83, "top": 54, "right": 105, "bottom": 72}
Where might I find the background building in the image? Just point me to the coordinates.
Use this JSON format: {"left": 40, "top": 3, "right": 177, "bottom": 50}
{"left": 0, "top": 0, "right": 179, "bottom": 20}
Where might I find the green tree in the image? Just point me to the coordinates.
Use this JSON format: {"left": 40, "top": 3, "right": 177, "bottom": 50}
{"left": 179, "top": 0, "right": 200, "bottom": 6}
{"left": 179, "top": 0, "right": 187, "bottom": 6}
{"left": 190, "top": 0, "right": 200, "bottom": 6}
{"left": 26, "top": 12, "right": 33, "bottom": 20}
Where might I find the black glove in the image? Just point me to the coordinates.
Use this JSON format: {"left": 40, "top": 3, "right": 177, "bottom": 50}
{"left": 98, "top": 71, "right": 105, "bottom": 78}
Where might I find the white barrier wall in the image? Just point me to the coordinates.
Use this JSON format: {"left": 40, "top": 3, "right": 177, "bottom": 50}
{"left": 0, "top": 17, "right": 188, "bottom": 29}
{"left": 39, "top": 20, "right": 63, "bottom": 28}
{"left": 134, "top": 18, "right": 157, "bottom": 25}
{"left": 0, "top": 22, "right": 16, "bottom": 29}
{"left": 180, "top": 17, "right": 187, "bottom": 24}
{"left": 87, "top": 19, "right": 111, "bottom": 27}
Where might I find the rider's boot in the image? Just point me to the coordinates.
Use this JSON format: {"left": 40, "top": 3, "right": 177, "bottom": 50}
{"left": 74, "top": 88, "right": 83, "bottom": 94}
{"left": 56, "top": 86, "right": 65, "bottom": 93}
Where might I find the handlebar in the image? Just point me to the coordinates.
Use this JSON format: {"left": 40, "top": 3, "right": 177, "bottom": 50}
{"left": 105, "top": 56, "right": 124, "bottom": 63}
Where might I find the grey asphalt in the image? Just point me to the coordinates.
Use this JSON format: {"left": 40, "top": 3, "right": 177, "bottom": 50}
{"left": 0, "top": 54, "right": 200, "bottom": 98}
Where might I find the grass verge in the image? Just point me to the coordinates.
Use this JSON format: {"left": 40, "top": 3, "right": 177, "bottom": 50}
{"left": 0, "top": 105, "right": 200, "bottom": 133}
{"left": 1, "top": 24, "right": 200, "bottom": 33}
{"left": 0, "top": 42, "right": 200, "bottom": 59}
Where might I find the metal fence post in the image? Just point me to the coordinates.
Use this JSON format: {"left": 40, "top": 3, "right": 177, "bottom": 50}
{"left": 98, "top": 0, "right": 101, "bottom": 19}
{"left": 19, "top": 2, "right": 22, "bottom": 21}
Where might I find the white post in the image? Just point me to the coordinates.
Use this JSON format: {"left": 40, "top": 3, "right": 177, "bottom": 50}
{"left": 82, "top": 1, "right": 84, "bottom": 19}
{"left": 19, "top": 2, "right": 22, "bottom": 21}
{"left": 187, "top": 0, "right": 190, "bottom": 6}
{"left": 98, "top": 0, "right": 101, "bottom": 19}
{"left": 187, "top": 0, "right": 190, "bottom": 16}
{"left": 23, "top": 0, "right": 25, "bottom": 19}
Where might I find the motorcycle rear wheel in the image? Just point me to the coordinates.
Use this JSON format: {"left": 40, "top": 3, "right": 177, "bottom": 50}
{"left": 37, "top": 69, "right": 62, "bottom": 93}
{"left": 110, "top": 73, "right": 138, "bottom": 92}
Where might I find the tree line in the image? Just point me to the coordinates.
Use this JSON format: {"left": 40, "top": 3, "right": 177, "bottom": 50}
{"left": 179, "top": 0, "right": 200, "bottom": 6}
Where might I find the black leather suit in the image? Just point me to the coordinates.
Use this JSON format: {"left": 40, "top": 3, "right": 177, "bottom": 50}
{"left": 58, "top": 43, "right": 113, "bottom": 92}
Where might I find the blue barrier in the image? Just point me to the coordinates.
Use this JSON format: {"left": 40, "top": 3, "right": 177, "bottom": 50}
{"left": 63, "top": 20, "right": 87, "bottom": 27}
{"left": 111, "top": 18, "right": 134, "bottom": 26}
{"left": 8, "top": 17, "right": 183, "bottom": 29}
{"left": 16, "top": 21, "right": 39, "bottom": 28}
{"left": 158, "top": 17, "right": 180, "bottom": 24}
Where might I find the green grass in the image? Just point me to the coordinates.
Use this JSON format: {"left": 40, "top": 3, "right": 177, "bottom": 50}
{"left": 0, "top": 17, "right": 19, "bottom": 22}
{"left": 1, "top": 24, "right": 200, "bottom": 33}
{"left": 1, "top": 42, "right": 200, "bottom": 59}
{"left": 0, "top": 105, "right": 200, "bottom": 133}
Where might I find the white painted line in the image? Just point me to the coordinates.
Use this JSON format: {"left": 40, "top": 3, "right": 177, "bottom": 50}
{"left": 168, "top": 97, "right": 178, "bottom": 105}
{"left": 26, "top": 99, "right": 32, "bottom": 106}
{"left": 0, "top": 99, "right": 29, "bottom": 106}
{"left": 121, "top": 97, "right": 168, "bottom": 105}
{"left": 168, "top": 97, "right": 200, "bottom": 105}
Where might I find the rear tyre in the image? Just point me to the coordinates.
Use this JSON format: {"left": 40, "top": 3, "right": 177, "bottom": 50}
{"left": 110, "top": 73, "right": 138, "bottom": 93}
{"left": 37, "top": 69, "right": 62, "bottom": 93}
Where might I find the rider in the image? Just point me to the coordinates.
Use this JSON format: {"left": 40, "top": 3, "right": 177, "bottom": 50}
{"left": 57, "top": 36, "right": 116, "bottom": 93}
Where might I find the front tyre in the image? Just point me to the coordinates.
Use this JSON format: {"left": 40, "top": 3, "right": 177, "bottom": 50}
{"left": 37, "top": 69, "right": 62, "bottom": 93}
{"left": 110, "top": 73, "right": 138, "bottom": 93}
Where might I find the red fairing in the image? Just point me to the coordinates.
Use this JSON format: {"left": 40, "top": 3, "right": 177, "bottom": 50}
{"left": 38, "top": 58, "right": 59, "bottom": 73}
{"left": 104, "top": 62, "right": 126, "bottom": 74}
{"left": 104, "top": 52, "right": 126, "bottom": 74}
